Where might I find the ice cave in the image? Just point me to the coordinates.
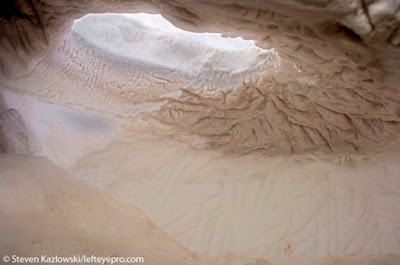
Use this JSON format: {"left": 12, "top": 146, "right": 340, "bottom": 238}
{"left": 1, "top": 1, "right": 400, "bottom": 264}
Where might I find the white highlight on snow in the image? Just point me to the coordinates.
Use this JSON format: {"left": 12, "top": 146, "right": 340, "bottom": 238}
{"left": 72, "top": 13, "right": 276, "bottom": 91}
{"left": 122, "top": 13, "right": 255, "bottom": 49}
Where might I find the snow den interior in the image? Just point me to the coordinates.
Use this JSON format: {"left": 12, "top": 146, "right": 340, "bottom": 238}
{"left": 1, "top": 2, "right": 400, "bottom": 265}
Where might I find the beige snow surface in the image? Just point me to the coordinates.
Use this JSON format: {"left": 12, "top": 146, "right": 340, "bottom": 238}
{"left": 0, "top": 154, "right": 201, "bottom": 265}
{"left": 71, "top": 132, "right": 400, "bottom": 261}
{"left": 0, "top": 153, "right": 399, "bottom": 265}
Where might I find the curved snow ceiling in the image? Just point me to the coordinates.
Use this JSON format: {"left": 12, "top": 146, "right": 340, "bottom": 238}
{"left": 2, "top": 1, "right": 400, "bottom": 157}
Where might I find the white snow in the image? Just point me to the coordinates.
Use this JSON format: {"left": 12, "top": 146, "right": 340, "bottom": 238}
{"left": 122, "top": 13, "right": 255, "bottom": 49}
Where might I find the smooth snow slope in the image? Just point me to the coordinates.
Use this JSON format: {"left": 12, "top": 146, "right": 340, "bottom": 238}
{"left": 1, "top": 154, "right": 400, "bottom": 265}
{"left": 71, "top": 133, "right": 400, "bottom": 262}
{"left": 0, "top": 154, "right": 201, "bottom": 265}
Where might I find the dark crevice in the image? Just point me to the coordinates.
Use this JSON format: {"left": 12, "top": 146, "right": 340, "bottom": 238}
{"left": 323, "top": 22, "right": 363, "bottom": 42}
{"left": 340, "top": 24, "right": 362, "bottom": 42}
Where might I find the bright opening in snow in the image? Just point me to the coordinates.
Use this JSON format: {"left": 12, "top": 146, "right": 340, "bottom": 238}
{"left": 72, "top": 13, "right": 277, "bottom": 91}
{"left": 122, "top": 13, "right": 255, "bottom": 49}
